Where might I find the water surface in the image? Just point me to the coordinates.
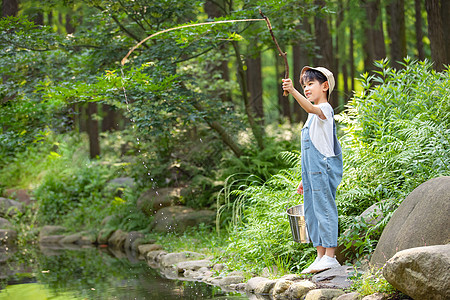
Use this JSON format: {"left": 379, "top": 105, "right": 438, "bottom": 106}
{"left": 0, "top": 245, "right": 248, "bottom": 300}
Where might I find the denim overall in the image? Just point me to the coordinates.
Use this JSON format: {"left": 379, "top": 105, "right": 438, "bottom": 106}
{"left": 301, "top": 112, "right": 343, "bottom": 248}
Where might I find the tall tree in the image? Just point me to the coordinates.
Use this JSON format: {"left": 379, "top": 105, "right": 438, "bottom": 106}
{"left": 414, "top": 0, "right": 425, "bottom": 60}
{"left": 204, "top": 0, "right": 231, "bottom": 103}
{"left": 362, "top": 0, "right": 386, "bottom": 70}
{"left": 387, "top": 0, "right": 406, "bottom": 69}
{"left": 425, "top": 0, "right": 447, "bottom": 71}
{"left": 2, "top": 0, "right": 18, "bottom": 17}
{"left": 246, "top": 51, "right": 264, "bottom": 125}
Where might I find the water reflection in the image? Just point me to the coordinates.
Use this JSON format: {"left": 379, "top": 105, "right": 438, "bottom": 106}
{"left": 0, "top": 245, "right": 249, "bottom": 299}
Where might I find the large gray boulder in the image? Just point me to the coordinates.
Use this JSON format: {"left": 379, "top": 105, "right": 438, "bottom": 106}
{"left": 383, "top": 244, "right": 450, "bottom": 300}
{"left": 0, "top": 197, "right": 23, "bottom": 217}
{"left": 137, "top": 187, "right": 182, "bottom": 216}
{"left": 150, "top": 206, "right": 215, "bottom": 233}
{"left": 371, "top": 177, "right": 450, "bottom": 267}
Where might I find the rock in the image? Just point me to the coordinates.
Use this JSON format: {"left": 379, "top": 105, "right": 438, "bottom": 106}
{"left": 77, "top": 232, "right": 97, "bottom": 245}
{"left": 311, "top": 266, "right": 356, "bottom": 289}
{"left": 146, "top": 250, "right": 167, "bottom": 264}
{"left": 175, "top": 259, "right": 212, "bottom": 273}
{"left": 108, "top": 229, "right": 128, "bottom": 249}
{"left": 150, "top": 206, "right": 215, "bottom": 233}
{"left": 272, "top": 279, "right": 293, "bottom": 299}
{"left": 210, "top": 275, "right": 244, "bottom": 287}
{"left": 304, "top": 288, "right": 345, "bottom": 300}
{"left": 40, "top": 235, "right": 65, "bottom": 244}
{"left": 361, "top": 293, "right": 388, "bottom": 300}
{"left": 137, "top": 187, "right": 182, "bottom": 216}
{"left": 97, "top": 228, "right": 115, "bottom": 245}
{"left": 233, "top": 283, "right": 247, "bottom": 292}
{"left": 124, "top": 231, "right": 144, "bottom": 250}
{"left": 4, "top": 189, "right": 32, "bottom": 205}
{"left": 246, "top": 277, "right": 277, "bottom": 294}
{"left": 59, "top": 233, "right": 83, "bottom": 244}
{"left": 159, "top": 251, "right": 204, "bottom": 269}
{"left": 371, "top": 177, "right": 450, "bottom": 267}
{"left": 280, "top": 274, "right": 302, "bottom": 281}
{"left": 287, "top": 280, "right": 316, "bottom": 299}
{"left": 39, "top": 225, "right": 66, "bottom": 238}
{"left": 335, "top": 292, "right": 362, "bottom": 300}
{"left": 0, "top": 229, "right": 17, "bottom": 245}
{"left": 0, "top": 197, "right": 23, "bottom": 217}
{"left": 138, "top": 244, "right": 163, "bottom": 256}
{"left": 383, "top": 244, "right": 450, "bottom": 300}
{"left": 0, "top": 217, "right": 12, "bottom": 229}
{"left": 213, "top": 263, "right": 225, "bottom": 271}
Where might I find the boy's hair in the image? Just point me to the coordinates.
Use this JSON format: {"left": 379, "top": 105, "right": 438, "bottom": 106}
{"left": 300, "top": 69, "right": 329, "bottom": 100}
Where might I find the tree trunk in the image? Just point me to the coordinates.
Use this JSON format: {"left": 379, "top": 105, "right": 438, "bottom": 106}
{"left": 232, "top": 41, "right": 264, "bottom": 150}
{"left": 204, "top": 0, "right": 231, "bottom": 102}
{"left": 350, "top": 22, "right": 355, "bottom": 93}
{"left": 2, "top": 0, "right": 18, "bottom": 17}
{"left": 425, "top": 0, "right": 447, "bottom": 71}
{"left": 441, "top": 0, "right": 450, "bottom": 64}
{"left": 101, "top": 104, "right": 118, "bottom": 132}
{"left": 363, "top": 0, "right": 387, "bottom": 71}
{"left": 66, "top": 13, "right": 75, "bottom": 34}
{"left": 246, "top": 52, "right": 264, "bottom": 125}
{"left": 87, "top": 102, "right": 100, "bottom": 158}
{"left": 414, "top": 0, "right": 425, "bottom": 60}
{"left": 314, "top": 0, "right": 337, "bottom": 109}
{"left": 387, "top": 0, "right": 406, "bottom": 69}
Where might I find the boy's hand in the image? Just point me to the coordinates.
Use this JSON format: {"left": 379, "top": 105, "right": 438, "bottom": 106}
{"left": 282, "top": 78, "right": 294, "bottom": 94}
{"left": 297, "top": 180, "right": 304, "bottom": 195}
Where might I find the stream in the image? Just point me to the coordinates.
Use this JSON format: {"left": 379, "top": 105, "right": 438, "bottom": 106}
{"left": 0, "top": 244, "right": 248, "bottom": 300}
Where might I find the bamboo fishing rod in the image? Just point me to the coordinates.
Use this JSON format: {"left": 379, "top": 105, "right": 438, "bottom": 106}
{"left": 121, "top": 18, "right": 265, "bottom": 66}
{"left": 120, "top": 12, "right": 290, "bottom": 96}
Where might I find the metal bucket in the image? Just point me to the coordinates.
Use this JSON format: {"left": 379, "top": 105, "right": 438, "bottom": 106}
{"left": 286, "top": 204, "right": 310, "bottom": 243}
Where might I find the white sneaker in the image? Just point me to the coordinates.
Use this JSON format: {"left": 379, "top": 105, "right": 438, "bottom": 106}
{"left": 300, "top": 256, "right": 321, "bottom": 274}
{"left": 309, "top": 255, "right": 341, "bottom": 273}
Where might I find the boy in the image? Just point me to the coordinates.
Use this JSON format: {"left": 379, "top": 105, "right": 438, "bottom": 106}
{"left": 282, "top": 66, "right": 343, "bottom": 273}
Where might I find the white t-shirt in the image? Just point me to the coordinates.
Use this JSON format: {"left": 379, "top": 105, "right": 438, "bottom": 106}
{"left": 304, "top": 102, "right": 335, "bottom": 157}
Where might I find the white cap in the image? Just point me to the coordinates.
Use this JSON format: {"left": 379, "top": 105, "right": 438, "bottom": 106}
{"left": 300, "top": 66, "right": 335, "bottom": 100}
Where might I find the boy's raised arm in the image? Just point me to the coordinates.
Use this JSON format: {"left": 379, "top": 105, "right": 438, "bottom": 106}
{"left": 282, "top": 78, "right": 326, "bottom": 119}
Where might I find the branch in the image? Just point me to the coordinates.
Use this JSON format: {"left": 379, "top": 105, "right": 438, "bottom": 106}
{"left": 259, "top": 10, "right": 289, "bottom": 96}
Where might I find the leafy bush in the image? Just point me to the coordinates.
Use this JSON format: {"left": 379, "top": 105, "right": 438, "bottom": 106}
{"left": 337, "top": 59, "right": 450, "bottom": 258}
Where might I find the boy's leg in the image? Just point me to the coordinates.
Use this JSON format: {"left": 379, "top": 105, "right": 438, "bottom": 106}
{"left": 303, "top": 174, "right": 321, "bottom": 247}
{"left": 310, "top": 172, "right": 339, "bottom": 248}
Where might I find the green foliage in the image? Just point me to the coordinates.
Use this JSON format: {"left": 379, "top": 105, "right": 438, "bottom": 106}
{"left": 349, "top": 266, "right": 396, "bottom": 296}
{"left": 336, "top": 59, "right": 450, "bottom": 258}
